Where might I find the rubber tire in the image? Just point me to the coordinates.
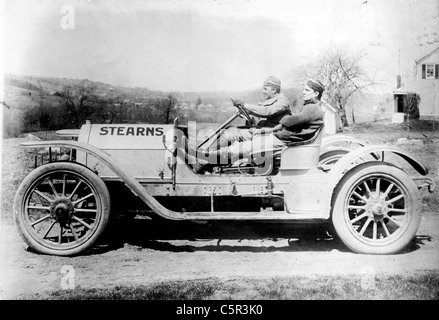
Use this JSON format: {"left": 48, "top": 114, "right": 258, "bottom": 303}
{"left": 319, "top": 149, "right": 349, "bottom": 166}
{"left": 14, "top": 162, "right": 111, "bottom": 256}
{"left": 332, "top": 161, "right": 421, "bottom": 255}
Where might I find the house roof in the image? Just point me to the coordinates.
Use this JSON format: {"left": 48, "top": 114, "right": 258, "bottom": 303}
{"left": 393, "top": 83, "right": 417, "bottom": 95}
{"left": 416, "top": 46, "right": 439, "bottom": 65}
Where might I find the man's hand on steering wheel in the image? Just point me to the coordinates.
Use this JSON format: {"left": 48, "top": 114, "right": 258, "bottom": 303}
{"left": 231, "top": 97, "right": 256, "bottom": 127}
{"left": 231, "top": 98, "right": 245, "bottom": 107}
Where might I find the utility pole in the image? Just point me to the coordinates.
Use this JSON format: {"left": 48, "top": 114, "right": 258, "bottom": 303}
{"left": 433, "top": 81, "right": 436, "bottom": 131}
{"left": 398, "top": 49, "right": 401, "bottom": 75}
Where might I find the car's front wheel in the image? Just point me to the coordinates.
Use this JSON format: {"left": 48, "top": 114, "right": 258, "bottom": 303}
{"left": 14, "top": 162, "right": 111, "bottom": 256}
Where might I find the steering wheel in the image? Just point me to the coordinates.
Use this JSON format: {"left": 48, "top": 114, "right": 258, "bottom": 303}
{"left": 231, "top": 98, "right": 256, "bottom": 127}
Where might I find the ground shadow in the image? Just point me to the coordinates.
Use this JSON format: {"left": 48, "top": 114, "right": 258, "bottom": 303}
{"left": 90, "top": 216, "right": 432, "bottom": 255}
{"left": 399, "top": 234, "right": 433, "bottom": 254}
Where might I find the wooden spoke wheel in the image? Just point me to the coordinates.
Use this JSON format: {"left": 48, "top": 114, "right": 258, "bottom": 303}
{"left": 14, "top": 162, "right": 110, "bottom": 256}
{"left": 332, "top": 162, "right": 421, "bottom": 254}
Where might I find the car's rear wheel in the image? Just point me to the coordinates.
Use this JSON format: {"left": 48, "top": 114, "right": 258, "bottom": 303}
{"left": 332, "top": 161, "right": 421, "bottom": 254}
{"left": 319, "top": 149, "right": 349, "bottom": 166}
{"left": 14, "top": 162, "right": 110, "bottom": 256}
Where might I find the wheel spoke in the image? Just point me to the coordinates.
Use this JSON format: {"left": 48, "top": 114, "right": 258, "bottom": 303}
{"left": 72, "top": 193, "right": 94, "bottom": 206}
{"left": 386, "top": 194, "right": 404, "bottom": 205}
{"left": 27, "top": 205, "right": 51, "bottom": 211}
{"left": 350, "top": 212, "right": 368, "bottom": 224}
{"left": 347, "top": 205, "right": 366, "bottom": 210}
{"left": 380, "top": 220, "right": 390, "bottom": 237}
{"left": 383, "top": 182, "right": 395, "bottom": 198}
{"left": 74, "top": 208, "right": 97, "bottom": 213}
{"left": 376, "top": 178, "right": 381, "bottom": 197}
{"left": 353, "top": 191, "right": 368, "bottom": 202}
{"left": 68, "top": 181, "right": 82, "bottom": 199}
{"left": 33, "top": 190, "right": 53, "bottom": 204}
{"left": 363, "top": 181, "right": 372, "bottom": 195}
{"left": 47, "top": 178, "right": 59, "bottom": 198}
{"left": 30, "top": 214, "right": 51, "bottom": 227}
{"left": 42, "top": 221, "right": 57, "bottom": 239}
{"left": 72, "top": 216, "right": 93, "bottom": 230}
{"left": 58, "top": 226, "right": 63, "bottom": 244}
{"left": 372, "top": 221, "right": 377, "bottom": 240}
{"left": 359, "top": 217, "right": 372, "bottom": 236}
{"left": 62, "top": 175, "right": 66, "bottom": 197}
{"left": 387, "top": 208, "right": 407, "bottom": 214}
{"left": 387, "top": 216, "right": 402, "bottom": 228}
{"left": 69, "top": 223, "right": 79, "bottom": 241}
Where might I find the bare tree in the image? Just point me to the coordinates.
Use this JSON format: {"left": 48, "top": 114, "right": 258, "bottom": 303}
{"left": 0, "top": 100, "right": 11, "bottom": 109}
{"left": 26, "top": 84, "right": 64, "bottom": 131}
{"left": 292, "top": 46, "right": 378, "bottom": 127}
{"left": 95, "top": 96, "right": 126, "bottom": 124}
{"left": 195, "top": 96, "right": 202, "bottom": 111}
{"left": 155, "top": 94, "right": 179, "bottom": 124}
{"left": 404, "top": 93, "right": 421, "bottom": 139}
{"left": 61, "top": 85, "right": 101, "bottom": 128}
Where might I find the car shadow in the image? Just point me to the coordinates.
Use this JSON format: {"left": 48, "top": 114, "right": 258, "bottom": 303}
{"left": 398, "top": 234, "right": 433, "bottom": 254}
{"left": 90, "top": 217, "right": 432, "bottom": 255}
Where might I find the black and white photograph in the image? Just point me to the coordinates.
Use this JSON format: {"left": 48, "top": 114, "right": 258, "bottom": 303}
{"left": 1, "top": 0, "right": 438, "bottom": 303}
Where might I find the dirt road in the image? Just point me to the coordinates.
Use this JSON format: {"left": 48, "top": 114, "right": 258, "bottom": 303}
{"left": 1, "top": 211, "right": 439, "bottom": 299}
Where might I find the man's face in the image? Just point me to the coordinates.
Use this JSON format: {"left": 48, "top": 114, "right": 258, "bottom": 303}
{"left": 262, "top": 85, "right": 277, "bottom": 100}
{"left": 302, "top": 84, "right": 318, "bottom": 101}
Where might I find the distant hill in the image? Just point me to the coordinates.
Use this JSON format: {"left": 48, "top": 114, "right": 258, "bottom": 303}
{"left": 2, "top": 73, "right": 395, "bottom": 139}
{"left": 3, "top": 73, "right": 393, "bottom": 117}
{"left": 3, "top": 74, "right": 305, "bottom": 109}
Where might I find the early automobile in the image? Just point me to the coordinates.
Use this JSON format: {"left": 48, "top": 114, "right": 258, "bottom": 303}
{"left": 13, "top": 104, "right": 435, "bottom": 256}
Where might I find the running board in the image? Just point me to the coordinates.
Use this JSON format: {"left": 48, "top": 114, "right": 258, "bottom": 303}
{"left": 181, "top": 211, "right": 327, "bottom": 221}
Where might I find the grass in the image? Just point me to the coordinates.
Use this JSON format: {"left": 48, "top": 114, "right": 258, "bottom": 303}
{"left": 24, "top": 279, "right": 220, "bottom": 300}
{"left": 18, "top": 272, "right": 439, "bottom": 300}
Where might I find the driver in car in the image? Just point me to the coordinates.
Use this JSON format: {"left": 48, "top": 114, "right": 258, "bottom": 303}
{"left": 182, "top": 79, "right": 325, "bottom": 174}
{"left": 206, "top": 76, "right": 291, "bottom": 150}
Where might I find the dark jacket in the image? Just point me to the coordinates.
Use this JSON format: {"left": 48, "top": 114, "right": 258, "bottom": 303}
{"left": 274, "top": 99, "right": 324, "bottom": 142}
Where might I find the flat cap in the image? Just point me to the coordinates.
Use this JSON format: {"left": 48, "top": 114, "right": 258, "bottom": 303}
{"left": 263, "top": 76, "right": 281, "bottom": 89}
{"left": 307, "top": 79, "right": 325, "bottom": 94}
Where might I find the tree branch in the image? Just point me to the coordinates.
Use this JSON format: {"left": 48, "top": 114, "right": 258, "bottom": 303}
{"left": 1, "top": 100, "right": 11, "bottom": 109}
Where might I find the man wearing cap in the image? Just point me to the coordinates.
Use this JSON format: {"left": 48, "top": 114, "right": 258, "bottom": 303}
{"left": 238, "top": 76, "right": 291, "bottom": 127}
{"left": 263, "top": 79, "right": 325, "bottom": 141}
{"left": 182, "top": 79, "right": 325, "bottom": 173}
{"left": 206, "top": 76, "right": 291, "bottom": 150}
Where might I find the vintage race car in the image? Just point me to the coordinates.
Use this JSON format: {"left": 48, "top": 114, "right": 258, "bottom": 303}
{"left": 13, "top": 104, "right": 436, "bottom": 256}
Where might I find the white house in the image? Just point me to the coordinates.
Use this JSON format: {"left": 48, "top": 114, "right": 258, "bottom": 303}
{"left": 321, "top": 100, "right": 341, "bottom": 134}
{"left": 393, "top": 46, "right": 439, "bottom": 118}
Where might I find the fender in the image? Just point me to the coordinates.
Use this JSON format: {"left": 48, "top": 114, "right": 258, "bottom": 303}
{"left": 320, "top": 144, "right": 429, "bottom": 220}
{"left": 321, "top": 135, "right": 366, "bottom": 153}
{"left": 20, "top": 140, "right": 186, "bottom": 221}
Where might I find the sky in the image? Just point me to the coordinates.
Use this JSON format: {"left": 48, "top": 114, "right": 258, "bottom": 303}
{"left": 1, "top": 0, "right": 439, "bottom": 92}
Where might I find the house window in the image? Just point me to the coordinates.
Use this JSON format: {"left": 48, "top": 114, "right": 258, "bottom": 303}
{"left": 422, "top": 64, "right": 439, "bottom": 79}
{"left": 426, "top": 64, "right": 435, "bottom": 79}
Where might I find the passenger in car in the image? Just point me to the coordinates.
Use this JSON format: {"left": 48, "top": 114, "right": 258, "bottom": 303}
{"left": 181, "top": 79, "right": 325, "bottom": 174}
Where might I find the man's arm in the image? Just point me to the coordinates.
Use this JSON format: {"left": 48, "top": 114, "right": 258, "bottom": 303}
{"left": 244, "top": 96, "right": 290, "bottom": 118}
{"left": 279, "top": 104, "right": 323, "bottom": 129}
{"left": 251, "top": 123, "right": 283, "bottom": 135}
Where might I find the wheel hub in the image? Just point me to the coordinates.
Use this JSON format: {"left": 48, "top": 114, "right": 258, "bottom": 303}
{"left": 51, "top": 198, "right": 74, "bottom": 222}
{"left": 366, "top": 197, "right": 388, "bottom": 221}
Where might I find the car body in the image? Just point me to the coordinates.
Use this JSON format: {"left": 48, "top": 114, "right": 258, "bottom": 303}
{"left": 13, "top": 112, "right": 436, "bottom": 256}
